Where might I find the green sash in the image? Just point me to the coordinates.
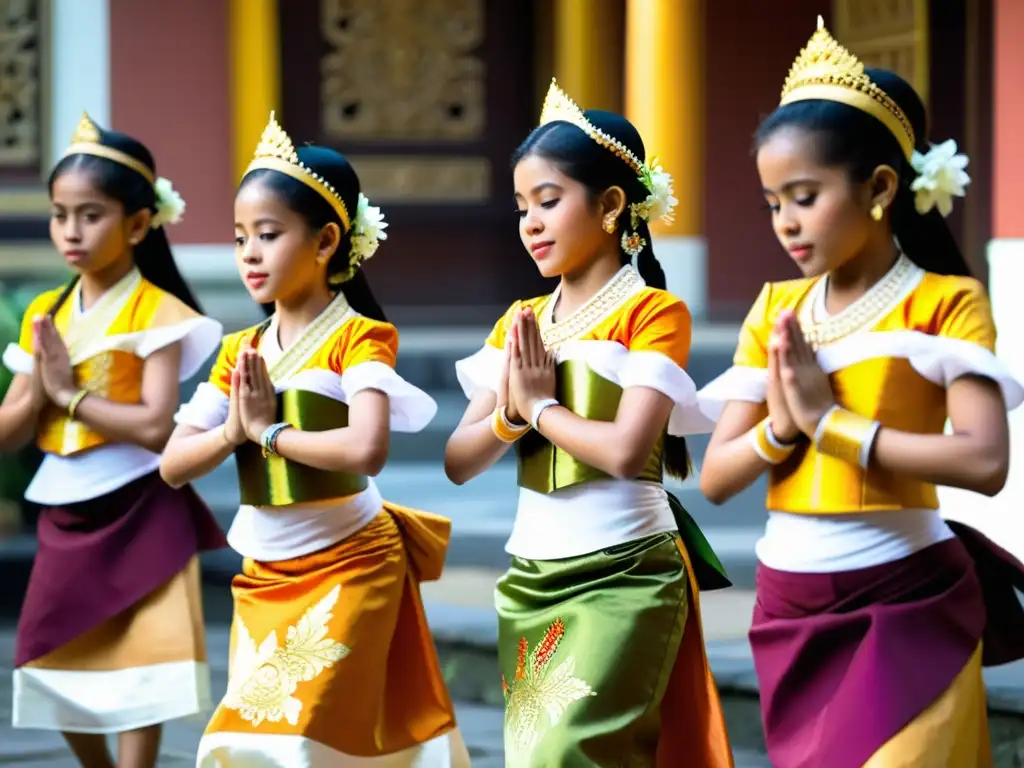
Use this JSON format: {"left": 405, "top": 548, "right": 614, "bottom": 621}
{"left": 515, "top": 360, "right": 663, "bottom": 493}
{"left": 235, "top": 389, "right": 368, "bottom": 506}
{"left": 667, "top": 491, "right": 731, "bottom": 591}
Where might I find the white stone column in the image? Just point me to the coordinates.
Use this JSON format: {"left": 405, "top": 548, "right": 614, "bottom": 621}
{"left": 49, "top": 0, "right": 110, "bottom": 166}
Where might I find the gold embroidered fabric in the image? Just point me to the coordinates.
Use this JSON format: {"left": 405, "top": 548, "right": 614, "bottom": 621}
{"left": 798, "top": 254, "right": 919, "bottom": 348}
{"left": 732, "top": 269, "right": 999, "bottom": 515}
{"left": 224, "top": 584, "right": 350, "bottom": 727}
{"left": 537, "top": 266, "right": 643, "bottom": 350}
{"left": 37, "top": 352, "right": 144, "bottom": 456}
{"left": 503, "top": 618, "right": 595, "bottom": 765}
{"left": 263, "top": 292, "right": 354, "bottom": 384}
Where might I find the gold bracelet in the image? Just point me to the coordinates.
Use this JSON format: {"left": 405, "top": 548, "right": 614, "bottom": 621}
{"left": 491, "top": 406, "right": 531, "bottom": 443}
{"left": 748, "top": 418, "right": 797, "bottom": 464}
{"left": 814, "top": 406, "right": 880, "bottom": 468}
{"left": 67, "top": 389, "right": 89, "bottom": 420}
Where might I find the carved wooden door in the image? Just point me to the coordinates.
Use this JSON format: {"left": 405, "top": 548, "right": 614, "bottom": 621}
{"left": 279, "top": 0, "right": 549, "bottom": 323}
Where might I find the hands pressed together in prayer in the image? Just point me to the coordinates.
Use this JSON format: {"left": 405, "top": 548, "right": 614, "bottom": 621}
{"left": 766, "top": 309, "right": 836, "bottom": 442}
{"left": 32, "top": 315, "right": 77, "bottom": 411}
{"left": 500, "top": 306, "right": 556, "bottom": 427}
{"left": 223, "top": 343, "right": 278, "bottom": 447}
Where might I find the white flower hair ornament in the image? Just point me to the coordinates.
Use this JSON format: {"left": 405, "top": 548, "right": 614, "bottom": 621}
{"left": 350, "top": 193, "right": 388, "bottom": 265}
{"left": 909, "top": 139, "right": 970, "bottom": 218}
{"left": 619, "top": 158, "right": 677, "bottom": 260}
{"left": 329, "top": 193, "right": 388, "bottom": 285}
{"left": 629, "top": 159, "right": 679, "bottom": 229}
{"left": 150, "top": 176, "right": 186, "bottom": 229}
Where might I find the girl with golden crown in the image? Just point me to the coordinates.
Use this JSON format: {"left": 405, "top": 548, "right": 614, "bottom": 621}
{"left": 0, "top": 115, "right": 227, "bottom": 767}
{"left": 160, "top": 113, "right": 469, "bottom": 767}
{"left": 445, "top": 80, "right": 734, "bottom": 767}
{"left": 699, "top": 17, "right": 1024, "bottom": 768}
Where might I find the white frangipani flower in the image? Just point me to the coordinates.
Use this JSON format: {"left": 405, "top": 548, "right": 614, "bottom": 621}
{"left": 150, "top": 176, "right": 185, "bottom": 229}
{"left": 349, "top": 193, "right": 388, "bottom": 266}
{"left": 644, "top": 165, "right": 678, "bottom": 224}
{"left": 910, "top": 139, "right": 970, "bottom": 218}
{"left": 630, "top": 161, "right": 678, "bottom": 228}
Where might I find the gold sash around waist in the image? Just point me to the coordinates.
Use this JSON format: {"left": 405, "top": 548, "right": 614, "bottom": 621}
{"left": 516, "top": 360, "right": 664, "bottom": 494}
{"left": 235, "top": 389, "right": 368, "bottom": 507}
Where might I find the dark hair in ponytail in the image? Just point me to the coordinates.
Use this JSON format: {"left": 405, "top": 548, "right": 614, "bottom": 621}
{"left": 510, "top": 111, "right": 691, "bottom": 481}
{"left": 754, "top": 67, "right": 971, "bottom": 278}
{"left": 239, "top": 146, "right": 387, "bottom": 323}
{"left": 47, "top": 130, "right": 203, "bottom": 316}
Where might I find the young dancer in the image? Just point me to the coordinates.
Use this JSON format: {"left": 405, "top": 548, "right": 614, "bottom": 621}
{"left": 161, "top": 113, "right": 469, "bottom": 767}
{"left": 446, "top": 80, "right": 734, "bottom": 767}
{"left": 699, "top": 18, "right": 1024, "bottom": 767}
{"left": 0, "top": 114, "right": 226, "bottom": 768}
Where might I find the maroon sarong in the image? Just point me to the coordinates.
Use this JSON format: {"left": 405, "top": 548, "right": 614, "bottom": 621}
{"left": 750, "top": 528, "right": 1024, "bottom": 768}
{"left": 15, "top": 472, "right": 226, "bottom": 667}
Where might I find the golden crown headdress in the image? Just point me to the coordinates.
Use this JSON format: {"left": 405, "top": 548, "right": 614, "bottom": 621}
{"left": 63, "top": 112, "right": 156, "bottom": 185}
{"left": 539, "top": 79, "right": 644, "bottom": 176}
{"left": 245, "top": 112, "right": 351, "bottom": 232}
{"left": 780, "top": 16, "right": 915, "bottom": 160}
{"left": 536, "top": 79, "right": 679, "bottom": 252}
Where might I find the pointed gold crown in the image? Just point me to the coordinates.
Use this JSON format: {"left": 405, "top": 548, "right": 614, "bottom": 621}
{"left": 780, "top": 16, "right": 915, "bottom": 160}
{"left": 71, "top": 112, "right": 101, "bottom": 144}
{"left": 539, "top": 78, "right": 644, "bottom": 176}
{"left": 63, "top": 112, "right": 155, "bottom": 184}
{"left": 244, "top": 112, "right": 351, "bottom": 232}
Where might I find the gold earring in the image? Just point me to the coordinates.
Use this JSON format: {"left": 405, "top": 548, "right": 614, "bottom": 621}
{"left": 870, "top": 203, "right": 884, "bottom": 221}
{"left": 603, "top": 216, "right": 616, "bottom": 234}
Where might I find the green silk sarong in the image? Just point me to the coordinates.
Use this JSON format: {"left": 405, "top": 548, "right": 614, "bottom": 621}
{"left": 497, "top": 531, "right": 733, "bottom": 767}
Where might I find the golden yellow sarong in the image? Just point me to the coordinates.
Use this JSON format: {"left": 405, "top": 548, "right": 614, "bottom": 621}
{"left": 197, "top": 505, "right": 460, "bottom": 765}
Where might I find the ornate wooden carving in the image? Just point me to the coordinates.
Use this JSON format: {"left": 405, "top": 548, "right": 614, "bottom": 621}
{"left": 278, "top": 0, "right": 542, "bottom": 309}
{"left": 0, "top": 0, "right": 41, "bottom": 168}
{"left": 320, "top": 0, "right": 485, "bottom": 141}
{"left": 348, "top": 155, "right": 489, "bottom": 203}
{"left": 832, "top": 0, "right": 929, "bottom": 104}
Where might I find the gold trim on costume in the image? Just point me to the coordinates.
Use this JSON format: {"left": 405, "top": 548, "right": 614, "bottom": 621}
{"left": 814, "top": 406, "right": 880, "bottom": 468}
{"left": 63, "top": 268, "right": 143, "bottom": 362}
{"left": 503, "top": 618, "right": 595, "bottom": 763}
{"left": 537, "top": 265, "right": 644, "bottom": 350}
{"left": 262, "top": 291, "right": 355, "bottom": 383}
{"left": 223, "top": 584, "right": 350, "bottom": 727}
{"left": 244, "top": 112, "right": 352, "bottom": 233}
{"left": 62, "top": 114, "right": 156, "bottom": 185}
{"left": 780, "top": 16, "right": 916, "bottom": 160}
{"left": 750, "top": 419, "right": 796, "bottom": 465}
{"left": 797, "top": 254, "right": 920, "bottom": 348}
{"left": 492, "top": 407, "right": 530, "bottom": 443}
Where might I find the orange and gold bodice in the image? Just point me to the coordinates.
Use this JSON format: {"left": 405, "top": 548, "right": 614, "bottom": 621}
{"left": 731, "top": 267, "right": 996, "bottom": 514}
{"left": 19, "top": 273, "right": 204, "bottom": 457}
{"left": 37, "top": 351, "right": 145, "bottom": 456}
{"left": 483, "top": 271, "right": 691, "bottom": 494}
{"left": 209, "top": 304, "right": 398, "bottom": 507}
